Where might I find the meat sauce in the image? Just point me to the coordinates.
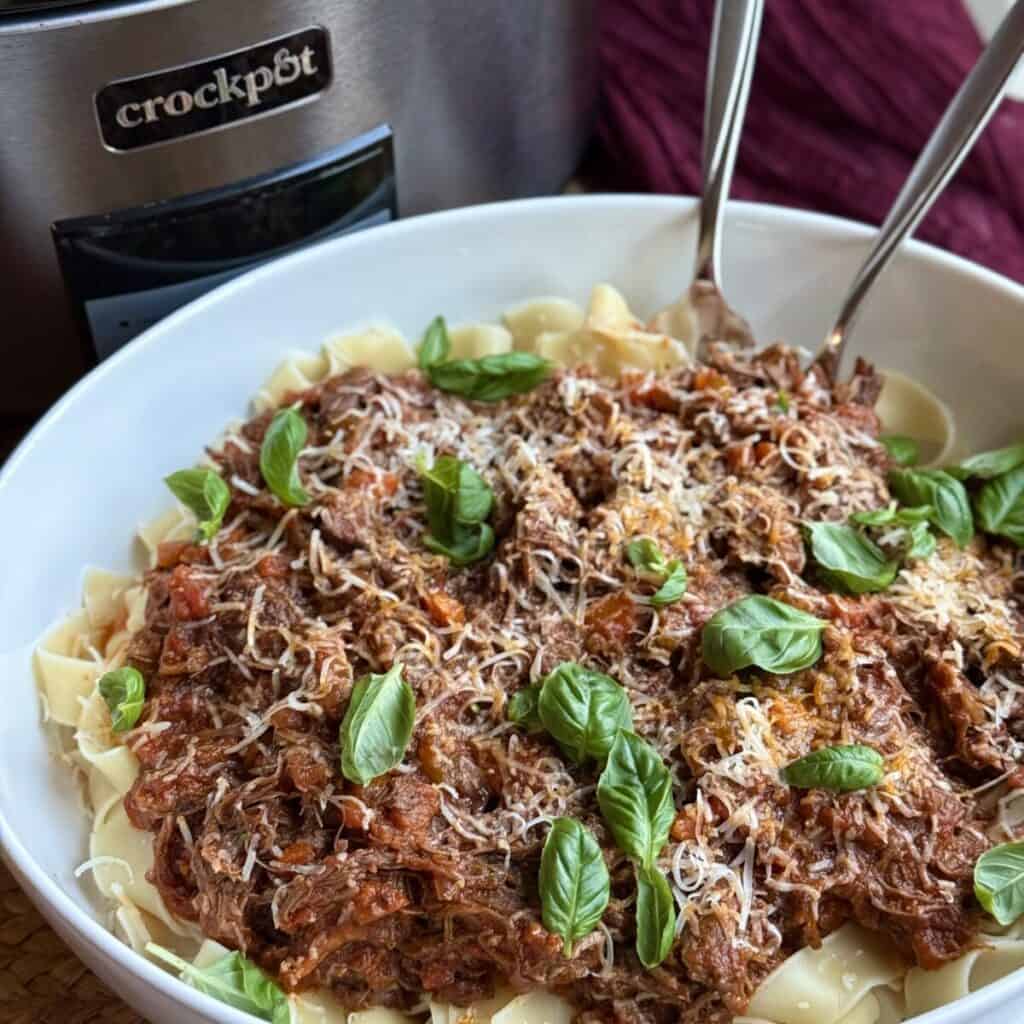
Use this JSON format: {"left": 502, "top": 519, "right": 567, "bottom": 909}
{"left": 118, "top": 347, "right": 1024, "bottom": 1023}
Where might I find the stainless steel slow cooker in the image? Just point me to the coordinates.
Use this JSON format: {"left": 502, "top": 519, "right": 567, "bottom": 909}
{"left": 0, "top": 0, "right": 597, "bottom": 415}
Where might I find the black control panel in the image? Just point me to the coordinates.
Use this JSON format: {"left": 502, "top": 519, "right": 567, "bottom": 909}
{"left": 53, "top": 125, "right": 396, "bottom": 362}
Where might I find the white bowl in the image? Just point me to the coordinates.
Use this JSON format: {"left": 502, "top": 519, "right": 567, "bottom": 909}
{"left": 2, "top": 195, "right": 1023, "bottom": 1024}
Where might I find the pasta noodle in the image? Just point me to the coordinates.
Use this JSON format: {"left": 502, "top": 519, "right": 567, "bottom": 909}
{"left": 502, "top": 297, "right": 585, "bottom": 350}
{"left": 32, "top": 287, "right": 1024, "bottom": 1024}
{"left": 448, "top": 323, "right": 514, "bottom": 359}
{"left": 904, "top": 937, "right": 1024, "bottom": 1016}
{"left": 533, "top": 284, "right": 692, "bottom": 376}
{"left": 744, "top": 924, "right": 903, "bottom": 1024}
{"left": 873, "top": 369, "right": 955, "bottom": 467}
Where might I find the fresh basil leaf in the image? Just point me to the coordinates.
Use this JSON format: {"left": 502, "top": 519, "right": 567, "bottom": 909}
{"left": 625, "top": 538, "right": 686, "bottom": 607}
{"left": 950, "top": 442, "right": 1024, "bottom": 481}
{"left": 625, "top": 537, "right": 668, "bottom": 576}
{"left": 803, "top": 522, "right": 898, "bottom": 595}
{"left": 635, "top": 865, "right": 676, "bottom": 968}
{"left": 893, "top": 505, "right": 935, "bottom": 525}
{"left": 651, "top": 562, "right": 688, "bottom": 607}
{"left": 597, "top": 731, "right": 674, "bottom": 871}
{"left": 98, "top": 666, "right": 145, "bottom": 732}
{"left": 701, "top": 596, "right": 825, "bottom": 677}
{"left": 339, "top": 664, "right": 415, "bottom": 785}
{"left": 259, "top": 408, "right": 310, "bottom": 507}
{"left": 889, "top": 468, "right": 973, "bottom": 547}
{"left": 146, "top": 944, "right": 289, "bottom": 1023}
{"left": 164, "top": 468, "right": 230, "bottom": 542}
{"left": 538, "top": 663, "right": 633, "bottom": 765}
{"left": 424, "top": 521, "right": 496, "bottom": 566}
{"left": 507, "top": 685, "right": 543, "bottom": 732}
{"left": 421, "top": 455, "right": 493, "bottom": 529}
{"left": 975, "top": 465, "right": 1024, "bottom": 547}
{"left": 539, "top": 817, "right": 611, "bottom": 956}
{"left": 850, "top": 506, "right": 898, "bottom": 527}
{"left": 428, "top": 351, "right": 551, "bottom": 402}
{"left": 418, "top": 315, "right": 451, "bottom": 371}
{"left": 780, "top": 744, "right": 884, "bottom": 792}
{"left": 881, "top": 435, "right": 920, "bottom": 466}
{"left": 851, "top": 504, "right": 932, "bottom": 527}
{"left": 975, "top": 841, "right": 1024, "bottom": 926}
{"left": 776, "top": 391, "right": 790, "bottom": 414}
{"left": 420, "top": 456, "right": 495, "bottom": 566}
{"left": 904, "top": 521, "right": 937, "bottom": 561}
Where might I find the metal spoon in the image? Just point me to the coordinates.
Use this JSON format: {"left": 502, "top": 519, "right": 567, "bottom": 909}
{"left": 649, "top": 0, "right": 764, "bottom": 353}
{"left": 817, "top": 0, "right": 1024, "bottom": 377}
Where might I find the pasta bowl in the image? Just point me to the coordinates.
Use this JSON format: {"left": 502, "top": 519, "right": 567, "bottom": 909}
{"left": 1, "top": 195, "right": 1024, "bottom": 1024}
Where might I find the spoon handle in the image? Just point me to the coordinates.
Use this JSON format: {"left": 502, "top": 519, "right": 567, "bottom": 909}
{"left": 819, "top": 0, "right": 1024, "bottom": 371}
{"left": 694, "top": 0, "right": 765, "bottom": 284}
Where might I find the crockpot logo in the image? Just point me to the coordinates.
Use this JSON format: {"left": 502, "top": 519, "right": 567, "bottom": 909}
{"left": 95, "top": 28, "right": 332, "bottom": 152}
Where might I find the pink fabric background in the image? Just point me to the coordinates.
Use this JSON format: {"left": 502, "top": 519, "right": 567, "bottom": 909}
{"left": 590, "top": 0, "right": 1024, "bottom": 282}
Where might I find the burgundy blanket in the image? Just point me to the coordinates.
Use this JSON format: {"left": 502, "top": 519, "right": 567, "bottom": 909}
{"left": 591, "top": 0, "right": 1024, "bottom": 282}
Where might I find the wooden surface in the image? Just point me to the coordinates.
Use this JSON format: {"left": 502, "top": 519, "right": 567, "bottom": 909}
{"left": 0, "top": 862, "right": 144, "bottom": 1023}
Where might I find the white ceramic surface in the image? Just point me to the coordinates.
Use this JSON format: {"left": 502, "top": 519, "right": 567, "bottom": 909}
{"left": 2, "top": 195, "right": 1024, "bottom": 1024}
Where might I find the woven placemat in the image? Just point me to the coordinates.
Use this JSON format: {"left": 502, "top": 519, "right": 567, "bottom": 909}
{"left": 0, "top": 862, "right": 144, "bottom": 1024}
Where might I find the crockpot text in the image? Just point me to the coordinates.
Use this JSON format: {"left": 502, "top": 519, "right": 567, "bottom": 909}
{"left": 114, "top": 46, "right": 319, "bottom": 128}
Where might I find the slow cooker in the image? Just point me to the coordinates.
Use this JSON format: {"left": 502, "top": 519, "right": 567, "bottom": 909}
{"left": 0, "top": 0, "right": 597, "bottom": 416}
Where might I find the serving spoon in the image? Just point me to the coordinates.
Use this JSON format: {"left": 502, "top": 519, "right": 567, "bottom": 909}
{"left": 817, "top": 0, "right": 1024, "bottom": 378}
{"left": 650, "top": 0, "right": 764, "bottom": 354}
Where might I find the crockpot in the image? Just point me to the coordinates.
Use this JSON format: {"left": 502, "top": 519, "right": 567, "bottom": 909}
{"left": 0, "top": 0, "right": 597, "bottom": 414}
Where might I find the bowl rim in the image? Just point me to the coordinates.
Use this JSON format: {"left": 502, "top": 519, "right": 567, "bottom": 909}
{"left": 3, "top": 192, "right": 1024, "bottom": 1024}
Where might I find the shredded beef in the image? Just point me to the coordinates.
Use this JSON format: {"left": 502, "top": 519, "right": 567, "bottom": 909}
{"left": 115, "top": 345, "right": 1024, "bottom": 1023}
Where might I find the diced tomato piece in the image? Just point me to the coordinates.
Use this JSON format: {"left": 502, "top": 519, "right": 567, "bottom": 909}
{"left": 257, "top": 554, "right": 290, "bottom": 578}
{"left": 167, "top": 565, "right": 210, "bottom": 620}
{"left": 585, "top": 592, "right": 636, "bottom": 651}
{"left": 423, "top": 590, "right": 466, "bottom": 627}
{"left": 156, "top": 540, "right": 208, "bottom": 568}
{"left": 346, "top": 468, "right": 399, "bottom": 497}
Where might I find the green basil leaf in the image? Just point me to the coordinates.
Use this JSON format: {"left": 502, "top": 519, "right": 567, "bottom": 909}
{"left": 539, "top": 817, "right": 611, "bottom": 956}
{"left": 850, "top": 506, "right": 899, "bottom": 527}
{"left": 889, "top": 468, "right": 973, "bottom": 547}
{"left": 950, "top": 442, "right": 1024, "bottom": 481}
{"left": 904, "top": 521, "right": 937, "bottom": 561}
{"left": 625, "top": 537, "right": 668, "bottom": 576}
{"left": 147, "top": 944, "right": 289, "bottom": 1023}
{"left": 259, "top": 408, "right": 311, "bottom": 507}
{"left": 975, "top": 465, "right": 1024, "bottom": 547}
{"left": 164, "top": 468, "right": 230, "bottom": 542}
{"left": 339, "top": 664, "right": 415, "bottom": 785}
{"left": 597, "top": 731, "right": 674, "bottom": 871}
{"left": 851, "top": 504, "right": 932, "bottom": 527}
{"left": 507, "top": 685, "right": 543, "bottom": 732}
{"left": 538, "top": 663, "right": 633, "bottom": 764}
{"left": 780, "top": 744, "right": 884, "bottom": 792}
{"left": 418, "top": 315, "right": 451, "bottom": 371}
{"left": 803, "top": 522, "right": 898, "bottom": 595}
{"left": 428, "top": 351, "right": 551, "bottom": 402}
{"left": 420, "top": 455, "right": 495, "bottom": 566}
{"left": 625, "top": 538, "right": 686, "bottom": 607}
{"left": 651, "top": 562, "right": 688, "bottom": 607}
{"left": 701, "top": 596, "right": 825, "bottom": 677}
{"left": 635, "top": 865, "right": 676, "bottom": 968}
{"left": 776, "top": 391, "right": 790, "bottom": 414}
{"left": 98, "top": 666, "right": 145, "bottom": 732}
{"left": 975, "top": 841, "right": 1024, "bottom": 926}
{"left": 424, "top": 521, "right": 496, "bottom": 566}
{"left": 881, "top": 435, "right": 920, "bottom": 466}
{"left": 421, "top": 455, "right": 493, "bottom": 529}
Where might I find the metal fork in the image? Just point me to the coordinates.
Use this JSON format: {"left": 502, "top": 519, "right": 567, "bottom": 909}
{"left": 817, "top": 0, "right": 1024, "bottom": 377}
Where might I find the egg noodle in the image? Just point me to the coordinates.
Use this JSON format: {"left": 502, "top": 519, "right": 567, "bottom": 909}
{"left": 35, "top": 284, "right": 1024, "bottom": 1024}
